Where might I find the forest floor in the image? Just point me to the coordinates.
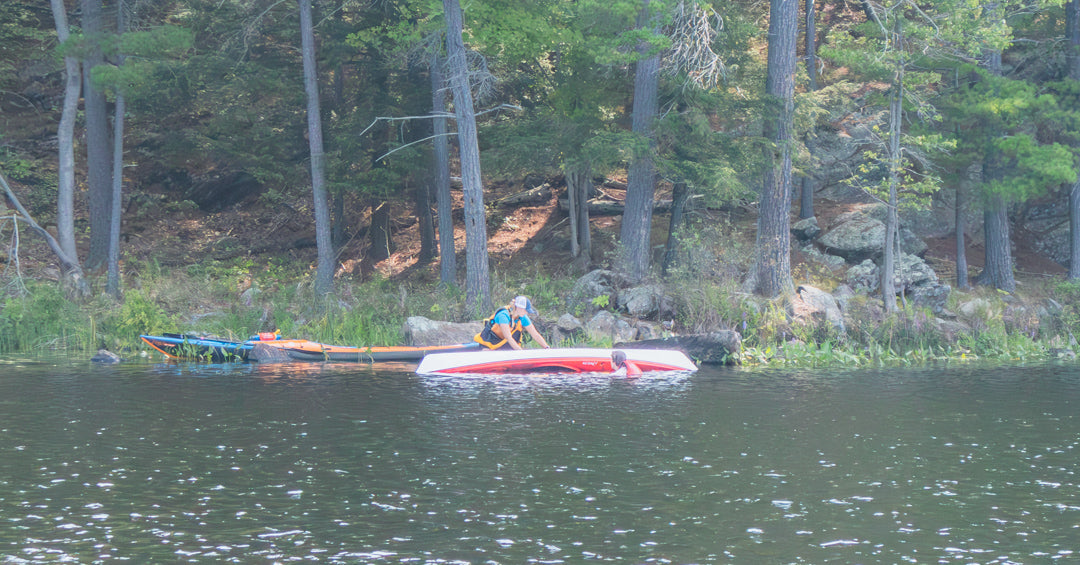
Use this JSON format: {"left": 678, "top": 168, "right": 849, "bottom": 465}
{"left": 2, "top": 168, "right": 1068, "bottom": 297}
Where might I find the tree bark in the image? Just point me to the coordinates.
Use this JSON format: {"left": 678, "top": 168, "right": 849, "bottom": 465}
{"left": 430, "top": 53, "right": 456, "bottom": 286}
{"left": 1068, "top": 0, "right": 1080, "bottom": 81}
{"left": 751, "top": 0, "right": 797, "bottom": 297}
{"left": 976, "top": 50, "right": 1015, "bottom": 292}
{"left": 49, "top": 0, "right": 80, "bottom": 266}
{"left": 566, "top": 165, "right": 592, "bottom": 272}
{"left": 1068, "top": 0, "right": 1080, "bottom": 279}
{"left": 369, "top": 201, "right": 394, "bottom": 262}
{"left": 661, "top": 181, "right": 690, "bottom": 276}
{"left": 300, "top": 0, "right": 335, "bottom": 297}
{"left": 618, "top": 1, "right": 661, "bottom": 283}
{"left": 881, "top": 18, "right": 902, "bottom": 312}
{"left": 798, "top": 0, "right": 816, "bottom": 220}
{"left": 444, "top": 0, "right": 491, "bottom": 314}
{"left": 81, "top": 0, "right": 114, "bottom": 272}
{"left": 980, "top": 196, "right": 1015, "bottom": 292}
{"left": 956, "top": 180, "right": 969, "bottom": 289}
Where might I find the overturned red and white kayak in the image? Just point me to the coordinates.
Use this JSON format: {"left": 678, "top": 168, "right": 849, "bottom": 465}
{"left": 415, "top": 347, "right": 697, "bottom": 375}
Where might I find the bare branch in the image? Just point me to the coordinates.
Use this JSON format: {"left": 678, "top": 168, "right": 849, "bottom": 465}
{"left": 666, "top": 1, "right": 725, "bottom": 88}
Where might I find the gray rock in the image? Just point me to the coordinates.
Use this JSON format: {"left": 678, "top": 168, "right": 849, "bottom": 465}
{"left": 846, "top": 259, "right": 880, "bottom": 293}
{"left": 791, "top": 216, "right": 821, "bottom": 241}
{"left": 618, "top": 284, "right": 669, "bottom": 318}
{"left": 586, "top": 310, "right": 618, "bottom": 338}
{"left": 909, "top": 283, "right": 951, "bottom": 315}
{"left": 91, "top": 349, "right": 122, "bottom": 364}
{"left": 933, "top": 318, "right": 971, "bottom": 343}
{"left": 832, "top": 284, "right": 856, "bottom": 311}
{"left": 800, "top": 244, "right": 848, "bottom": 271}
{"left": 616, "top": 331, "right": 742, "bottom": 365}
{"left": 250, "top": 343, "right": 291, "bottom": 363}
{"left": 890, "top": 253, "right": 939, "bottom": 288}
{"left": 635, "top": 321, "right": 664, "bottom": 340}
{"left": 821, "top": 204, "right": 927, "bottom": 262}
{"left": 550, "top": 313, "right": 585, "bottom": 345}
{"left": 821, "top": 215, "right": 885, "bottom": 262}
{"left": 958, "top": 298, "right": 993, "bottom": 319}
{"left": 402, "top": 316, "right": 484, "bottom": 346}
{"left": 791, "top": 285, "right": 845, "bottom": 332}
{"left": 567, "top": 269, "right": 625, "bottom": 315}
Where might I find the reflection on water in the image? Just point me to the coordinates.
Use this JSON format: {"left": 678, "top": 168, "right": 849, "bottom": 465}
{"left": 0, "top": 358, "right": 1078, "bottom": 563}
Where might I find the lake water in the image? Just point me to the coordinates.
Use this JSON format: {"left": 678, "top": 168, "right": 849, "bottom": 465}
{"left": 0, "top": 357, "right": 1078, "bottom": 563}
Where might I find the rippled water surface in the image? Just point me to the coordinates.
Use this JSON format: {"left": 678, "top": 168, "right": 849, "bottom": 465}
{"left": 1, "top": 357, "right": 1078, "bottom": 563}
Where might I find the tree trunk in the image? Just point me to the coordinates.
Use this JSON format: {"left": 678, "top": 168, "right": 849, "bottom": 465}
{"left": 408, "top": 61, "right": 436, "bottom": 265}
{"left": 798, "top": 0, "right": 816, "bottom": 220}
{"left": 751, "top": 0, "right": 797, "bottom": 297}
{"left": 956, "top": 180, "right": 969, "bottom": 289}
{"left": 661, "top": 181, "right": 691, "bottom": 277}
{"left": 369, "top": 201, "right": 394, "bottom": 262}
{"left": 1068, "top": 0, "right": 1080, "bottom": 279}
{"left": 1068, "top": 0, "right": 1080, "bottom": 81}
{"left": 618, "top": 2, "right": 661, "bottom": 283}
{"left": 976, "top": 50, "right": 1015, "bottom": 292}
{"left": 50, "top": 0, "right": 80, "bottom": 265}
{"left": 881, "top": 19, "right": 902, "bottom": 313}
{"left": 81, "top": 0, "right": 113, "bottom": 272}
{"left": 106, "top": 0, "right": 126, "bottom": 299}
{"left": 300, "top": 0, "right": 335, "bottom": 297}
{"left": 980, "top": 197, "right": 1015, "bottom": 292}
{"left": 444, "top": 0, "right": 491, "bottom": 314}
{"left": 566, "top": 165, "right": 592, "bottom": 272}
{"left": 430, "top": 53, "right": 456, "bottom": 286}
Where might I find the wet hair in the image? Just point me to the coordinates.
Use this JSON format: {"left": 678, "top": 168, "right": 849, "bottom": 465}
{"left": 611, "top": 350, "right": 627, "bottom": 368}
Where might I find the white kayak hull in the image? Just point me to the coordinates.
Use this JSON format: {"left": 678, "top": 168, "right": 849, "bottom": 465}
{"left": 415, "top": 347, "right": 697, "bottom": 375}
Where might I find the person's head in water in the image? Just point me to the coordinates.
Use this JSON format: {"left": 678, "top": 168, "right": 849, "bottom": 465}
{"left": 611, "top": 350, "right": 627, "bottom": 368}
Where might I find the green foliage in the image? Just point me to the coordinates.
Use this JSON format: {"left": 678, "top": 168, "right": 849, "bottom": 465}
{"left": 941, "top": 66, "right": 1078, "bottom": 205}
{"left": 0, "top": 283, "right": 91, "bottom": 352}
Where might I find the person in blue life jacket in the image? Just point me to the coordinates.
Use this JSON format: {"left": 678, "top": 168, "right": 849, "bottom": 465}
{"left": 474, "top": 296, "right": 551, "bottom": 350}
{"left": 610, "top": 350, "right": 643, "bottom": 377}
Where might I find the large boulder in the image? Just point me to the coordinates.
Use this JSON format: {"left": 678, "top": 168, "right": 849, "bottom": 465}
{"left": 586, "top": 310, "right": 638, "bottom": 342}
{"left": 790, "top": 285, "right": 845, "bottom": 332}
{"left": 845, "top": 253, "right": 940, "bottom": 294}
{"left": 91, "top": 349, "right": 122, "bottom": 364}
{"left": 567, "top": 270, "right": 627, "bottom": 315}
{"left": 820, "top": 205, "right": 927, "bottom": 262}
{"left": 618, "top": 284, "right": 671, "bottom": 318}
{"left": 909, "top": 283, "right": 951, "bottom": 315}
{"left": 250, "top": 342, "right": 291, "bottom": 363}
{"left": 549, "top": 313, "right": 586, "bottom": 345}
{"left": 402, "top": 316, "right": 484, "bottom": 346}
{"left": 791, "top": 216, "right": 821, "bottom": 241}
{"left": 616, "top": 331, "right": 742, "bottom": 365}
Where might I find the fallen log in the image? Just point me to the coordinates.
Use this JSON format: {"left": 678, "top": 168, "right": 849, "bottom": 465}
{"left": 558, "top": 197, "right": 674, "bottom": 215}
{"left": 495, "top": 183, "right": 552, "bottom": 206}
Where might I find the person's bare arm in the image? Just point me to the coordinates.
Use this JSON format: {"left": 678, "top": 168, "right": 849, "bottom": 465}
{"left": 499, "top": 322, "right": 523, "bottom": 350}
{"left": 526, "top": 324, "right": 550, "bottom": 349}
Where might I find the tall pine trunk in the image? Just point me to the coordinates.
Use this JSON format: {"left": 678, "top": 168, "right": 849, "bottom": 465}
{"left": 977, "top": 50, "right": 1015, "bottom": 292}
{"left": 81, "top": 0, "right": 113, "bottom": 272}
{"left": 300, "top": 0, "right": 335, "bottom": 297}
{"left": 751, "top": 0, "right": 797, "bottom": 297}
{"left": 618, "top": 1, "right": 660, "bottom": 283}
{"left": 444, "top": 0, "right": 491, "bottom": 314}
{"left": 1068, "top": 0, "right": 1080, "bottom": 279}
{"left": 798, "top": 0, "right": 816, "bottom": 220}
{"left": 106, "top": 0, "right": 125, "bottom": 299}
{"left": 430, "top": 53, "right": 456, "bottom": 286}
{"left": 50, "top": 0, "right": 80, "bottom": 265}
